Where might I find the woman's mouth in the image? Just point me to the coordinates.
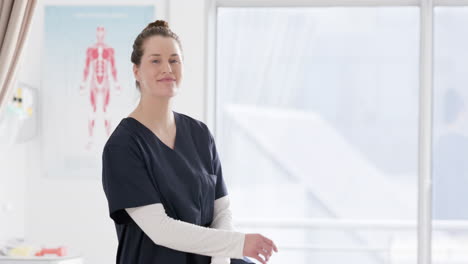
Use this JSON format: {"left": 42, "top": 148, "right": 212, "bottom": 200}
{"left": 158, "top": 78, "right": 176, "bottom": 82}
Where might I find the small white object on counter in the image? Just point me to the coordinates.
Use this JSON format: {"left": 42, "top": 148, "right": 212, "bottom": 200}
{"left": 0, "top": 256, "right": 83, "bottom": 264}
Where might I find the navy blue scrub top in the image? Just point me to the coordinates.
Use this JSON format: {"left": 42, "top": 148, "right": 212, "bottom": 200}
{"left": 102, "top": 111, "right": 253, "bottom": 264}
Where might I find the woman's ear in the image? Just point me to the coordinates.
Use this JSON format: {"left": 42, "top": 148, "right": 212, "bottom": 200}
{"left": 133, "top": 64, "right": 140, "bottom": 82}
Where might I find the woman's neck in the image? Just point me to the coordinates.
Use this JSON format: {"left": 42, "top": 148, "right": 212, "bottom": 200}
{"left": 130, "top": 96, "right": 174, "bottom": 131}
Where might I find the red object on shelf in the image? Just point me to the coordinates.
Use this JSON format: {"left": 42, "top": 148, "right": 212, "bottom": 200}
{"left": 35, "top": 247, "right": 67, "bottom": 257}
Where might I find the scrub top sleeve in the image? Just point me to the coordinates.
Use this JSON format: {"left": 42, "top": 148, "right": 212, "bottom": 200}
{"left": 102, "top": 144, "right": 162, "bottom": 224}
{"left": 208, "top": 129, "right": 229, "bottom": 200}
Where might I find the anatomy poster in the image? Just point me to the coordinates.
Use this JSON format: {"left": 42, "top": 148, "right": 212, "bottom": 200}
{"left": 42, "top": 6, "right": 155, "bottom": 178}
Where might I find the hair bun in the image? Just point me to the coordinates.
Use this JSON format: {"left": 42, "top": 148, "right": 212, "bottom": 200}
{"left": 146, "top": 20, "right": 169, "bottom": 29}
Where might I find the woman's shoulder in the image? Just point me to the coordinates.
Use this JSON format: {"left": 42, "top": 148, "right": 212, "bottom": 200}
{"left": 103, "top": 118, "right": 140, "bottom": 151}
{"left": 175, "top": 111, "right": 212, "bottom": 135}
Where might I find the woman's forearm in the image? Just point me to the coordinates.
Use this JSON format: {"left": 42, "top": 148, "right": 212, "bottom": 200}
{"left": 210, "top": 195, "right": 236, "bottom": 264}
{"left": 125, "top": 203, "right": 245, "bottom": 258}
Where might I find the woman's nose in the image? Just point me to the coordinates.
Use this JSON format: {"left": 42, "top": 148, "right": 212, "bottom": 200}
{"left": 162, "top": 62, "right": 172, "bottom": 73}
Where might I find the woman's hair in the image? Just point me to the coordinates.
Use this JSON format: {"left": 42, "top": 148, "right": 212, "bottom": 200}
{"left": 131, "top": 20, "right": 183, "bottom": 90}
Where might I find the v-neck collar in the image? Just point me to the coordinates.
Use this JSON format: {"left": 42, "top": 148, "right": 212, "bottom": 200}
{"left": 125, "top": 111, "right": 179, "bottom": 152}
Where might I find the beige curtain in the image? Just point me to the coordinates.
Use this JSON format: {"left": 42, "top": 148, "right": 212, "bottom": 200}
{"left": 0, "top": 0, "right": 37, "bottom": 115}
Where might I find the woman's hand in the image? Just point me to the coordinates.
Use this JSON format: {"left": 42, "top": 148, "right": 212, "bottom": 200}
{"left": 242, "top": 233, "right": 278, "bottom": 264}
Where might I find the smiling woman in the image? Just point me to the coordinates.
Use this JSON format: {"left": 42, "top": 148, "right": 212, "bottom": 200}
{"left": 131, "top": 20, "right": 183, "bottom": 97}
{"left": 101, "top": 20, "right": 278, "bottom": 264}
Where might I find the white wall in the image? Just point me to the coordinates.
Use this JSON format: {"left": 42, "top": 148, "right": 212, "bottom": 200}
{"left": 0, "top": 0, "right": 208, "bottom": 263}
{"left": 0, "top": 144, "right": 26, "bottom": 242}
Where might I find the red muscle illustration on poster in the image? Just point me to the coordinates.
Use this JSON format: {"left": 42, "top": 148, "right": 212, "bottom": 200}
{"left": 80, "top": 26, "right": 121, "bottom": 149}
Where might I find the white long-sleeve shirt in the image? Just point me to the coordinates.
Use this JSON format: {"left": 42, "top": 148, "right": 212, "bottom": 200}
{"left": 125, "top": 195, "right": 244, "bottom": 261}
{"left": 209, "top": 195, "right": 237, "bottom": 264}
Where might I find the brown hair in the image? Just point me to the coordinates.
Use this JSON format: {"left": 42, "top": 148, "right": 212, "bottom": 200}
{"left": 131, "top": 20, "right": 183, "bottom": 90}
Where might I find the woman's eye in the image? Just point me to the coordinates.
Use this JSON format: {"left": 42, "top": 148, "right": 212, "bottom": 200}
{"left": 170, "top": 60, "right": 179, "bottom": 64}
{"left": 152, "top": 60, "right": 160, "bottom": 64}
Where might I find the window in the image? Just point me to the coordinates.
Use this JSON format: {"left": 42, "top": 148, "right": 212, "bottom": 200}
{"left": 215, "top": 7, "right": 420, "bottom": 264}
{"left": 432, "top": 7, "right": 468, "bottom": 263}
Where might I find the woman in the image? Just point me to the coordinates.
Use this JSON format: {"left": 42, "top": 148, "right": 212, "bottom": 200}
{"left": 102, "top": 20, "right": 278, "bottom": 264}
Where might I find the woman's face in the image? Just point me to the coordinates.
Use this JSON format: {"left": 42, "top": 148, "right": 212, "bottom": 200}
{"left": 133, "top": 35, "right": 183, "bottom": 98}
